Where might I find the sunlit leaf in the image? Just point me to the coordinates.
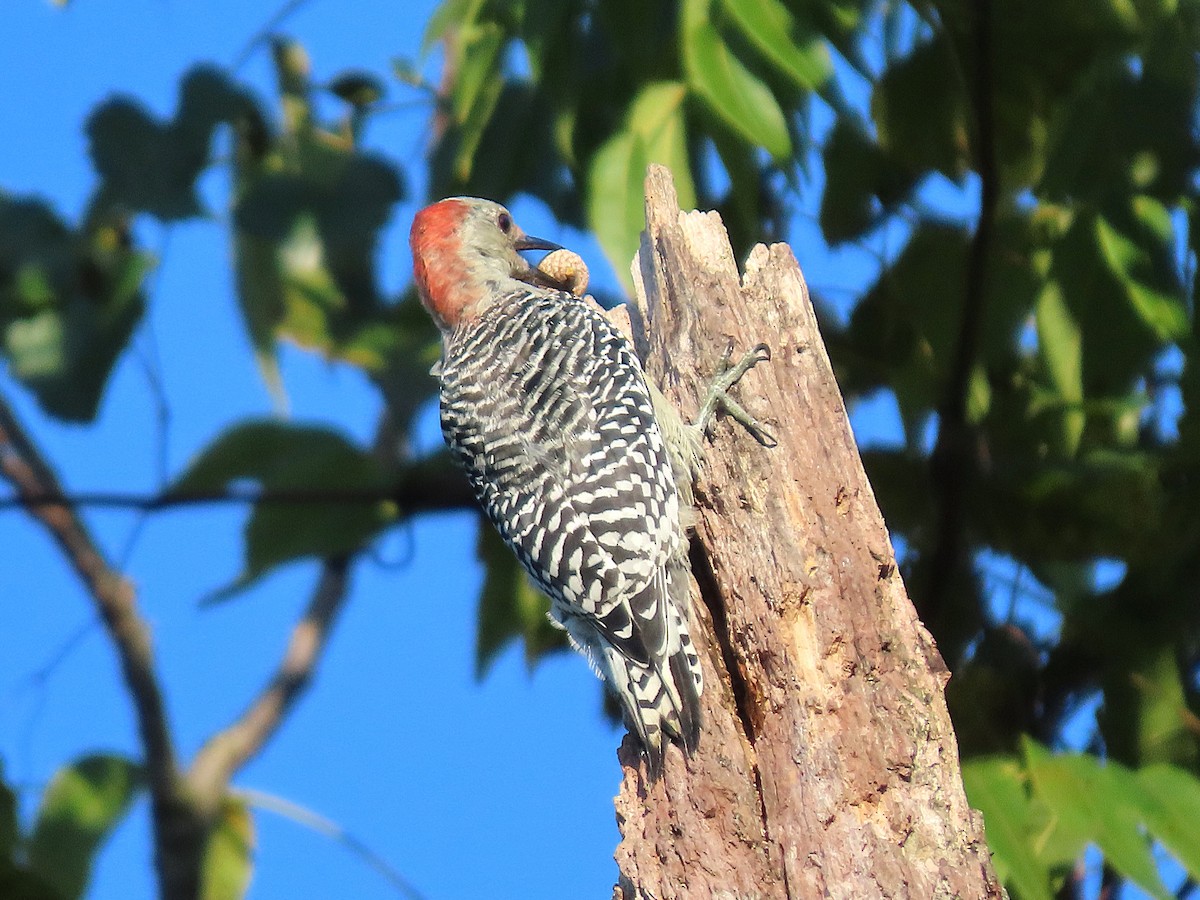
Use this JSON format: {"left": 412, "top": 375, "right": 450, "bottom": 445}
{"left": 27, "top": 755, "right": 143, "bottom": 900}
{"left": 720, "top": 0, "right": 830, "bottom": 90}
{"left": 202, "top": 796, "right": 255, "bottom": 900}
{"left": 587, "top": 130, "right": 648, "bottom": 294}
{"left": 682, "top": 0, "right": 791, "bottom": 160}
{"left": 1137, "top": 765, "right": 1200, "bottom": 881}
{"left": 447, "top": 22, "right": 506, "bottom": 182}
{"left": 962, "top": 757, "right": 1052, "bottom": 900}
{"left": 1035, "top": 281, "right": 1085, "bottom": 457}
{"left": 628, "top": 82, "right": 696, "bottom": 211}
{"left": 421, "top": 0, "right": 487, "bottom": 56}
{"left": 1050, "top": 213, "right": 1161, "bottom": 395}
{"left": 584, "top": 82, "right": 696, "bottom": 292}
{"left": 1022, "top": 739, "right": 1168, "bottom": 899}
{"left": 1095, "top": 212, "right": 1188, "bottom": 343}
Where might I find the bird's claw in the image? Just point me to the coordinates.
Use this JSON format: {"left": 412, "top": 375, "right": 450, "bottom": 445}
{"left": 693, "top": 342, "right": 777, "bottom": 448}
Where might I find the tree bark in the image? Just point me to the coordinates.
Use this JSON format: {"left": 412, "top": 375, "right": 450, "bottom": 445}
{"left": 612, "top": 166, "right": 1002, "bottom": 899}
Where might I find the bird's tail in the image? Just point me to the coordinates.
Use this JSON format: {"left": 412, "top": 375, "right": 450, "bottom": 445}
{"left": 605, "top": 566, "right": 702, "bottom": 779}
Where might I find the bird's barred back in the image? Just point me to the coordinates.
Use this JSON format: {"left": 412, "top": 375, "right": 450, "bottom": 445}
{"left": 437, "top": 288, "right": 702, "bottom": 769}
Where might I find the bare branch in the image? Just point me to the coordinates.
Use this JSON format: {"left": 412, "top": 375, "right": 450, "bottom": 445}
{"left": 188, "top": 557, "right": 352, "bottom": 810}
{"left": 0, "top": 452, "right": 477, "bottom": 515}
{"left": 926, "top": 0, "right": 998, "bottom": 645}
{"left": 238, "top": 787, "right": 427, "bottom": 899}
{"left": 231, "top": 0, "right": 314, "bottom": 71}
{"left": 0, "top": 390, "right": 193, "bottom": 894}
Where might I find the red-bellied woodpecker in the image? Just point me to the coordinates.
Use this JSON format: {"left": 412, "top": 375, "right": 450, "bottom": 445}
{"left": 410, "top": 197, "right": 772, "bottom": 777}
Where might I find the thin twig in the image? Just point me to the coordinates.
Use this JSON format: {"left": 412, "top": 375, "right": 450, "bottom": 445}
{"left": 237, "top": 787, "right": 427, "bottom": 899}
{"left": 231, "top": 0, "right": 315, "bottom": 72}
{"left": 122, "top": 226, "right": 174, "bottom": 569}
{"left": 188, "top": 557, "right": 353, "bottom": 808}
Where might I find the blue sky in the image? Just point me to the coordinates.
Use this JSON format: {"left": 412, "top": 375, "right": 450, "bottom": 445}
{"left": 0, "top": 2, "right": 917, "bottom": 899}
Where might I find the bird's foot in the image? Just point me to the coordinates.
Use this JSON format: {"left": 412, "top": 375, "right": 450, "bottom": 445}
{"left": 691, "top": 342, "right": 776, "bottom": 448}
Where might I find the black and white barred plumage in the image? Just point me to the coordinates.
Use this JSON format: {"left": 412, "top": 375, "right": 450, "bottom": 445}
{"left": 438, "top": 289, "right": 702, "bottom": 772}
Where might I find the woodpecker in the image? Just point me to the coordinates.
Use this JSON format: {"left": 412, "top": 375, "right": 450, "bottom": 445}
{"left": 410, "top": 197, "right": 770, "bottom": 777}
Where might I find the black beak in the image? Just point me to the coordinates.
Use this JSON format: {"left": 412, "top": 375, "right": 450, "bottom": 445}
{"left": 514, "top": 234, "right": 562, "bottom": 253}
{"left": 525, "top": 267, "right": 572, "bottom": 292}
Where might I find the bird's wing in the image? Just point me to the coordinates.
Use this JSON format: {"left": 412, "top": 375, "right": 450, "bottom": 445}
{"left": 439, "top": 291, "right": 681, "bottom": 667}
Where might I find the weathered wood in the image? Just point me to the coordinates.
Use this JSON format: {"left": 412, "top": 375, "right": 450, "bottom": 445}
{"left": 612, "top": 166, "right": 1001, "bottom": 900}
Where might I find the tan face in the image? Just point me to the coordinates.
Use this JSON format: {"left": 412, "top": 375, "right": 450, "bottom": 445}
{"left": 411, "top": 197, "right": 564, "bottom": 332}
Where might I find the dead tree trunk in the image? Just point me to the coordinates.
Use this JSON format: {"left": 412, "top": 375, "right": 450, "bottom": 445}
{"left": 611, "top": 166, "right": 1002, "bottom": 899}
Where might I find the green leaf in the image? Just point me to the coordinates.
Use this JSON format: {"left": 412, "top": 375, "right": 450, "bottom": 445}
{"left": 0, "top": 868, "right": 62, "bottom": 900}
{"left": 328, "top": 72, "right": 385, "bottom": 108}
{"left": 0, "top": 197, "right": 153, "bottom": 422}
{"left": 447, "top": 23, "right": 506, "bottom": 182}
{"left": 232, "top": 149, "right": 404, "bottom": 394}
{"left": 1050, "top": 212, "right": 1161, "bottom": 396}
{"left": 586, "top": 82, "right": 696, "bottom": 292}
{"left": 421, "top": 0, "right": 487, "bottom": 56}
{"left": 961, "top": 757, "right": 1052, "bottom": 900}
{"left": 475, "top": 520, "right": 567, "bottom": 678}
{"left": 1095, "top": 210, "right": 1188, "bottom": 342}
{"left": 628, "top": 82, "right": 696, "bottom": 212}
{"left": 170, "top": 422, "right": 395, "bottom": 593}
{"left": 202, "top": 797, "right": 254, "bottom": 900}
{"left": 846, "top": 224, "right": 971, "bottom": 434}
{"left": 819, "top": 118, "right": 916, "bottom": 244}
{"left": 1022, "top": 739, "right": 1168, "bottom": 899}
{"left": 27, "top": 754, "right": 143, "bottom": 900}
{"left": 451, "top": 23, "right": 504, "bottom": 124}
{"left": 682, "top": 0, "right": 791, "bottom": 160}
{"left": 587, "top": 130, "right": 648, "bottom": 294}
{"left": 1039, "top": 65, "right": 1200, "bottom": 204}
{"left": 87, "top": 66, "right": 258, "bottom": 222}
{"left": 1100, "top": 647, "right": 1199, "bottom": 768}
{"left": 872, "top": 32, "right": 969, "bottom": 179}
{"left": 719, "top": 0, "right": 830, "bottom": 91}
{"left": 1035, "top": 281, "right": 1085, "bottom": 457}
{"left": 1137, "top": 765, "right": 1200, "bottom": 881}
{"left": 438, "top": 83, "right": 578, "bottom": 225}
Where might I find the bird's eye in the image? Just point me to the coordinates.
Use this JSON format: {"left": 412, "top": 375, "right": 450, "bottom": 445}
{"left": 498, "top": 212, "right": 513, "bottom": 233}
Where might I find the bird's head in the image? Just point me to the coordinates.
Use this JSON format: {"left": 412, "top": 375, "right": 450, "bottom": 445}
{"left": 410, "top": 197, "right": 564, "bottom": 333}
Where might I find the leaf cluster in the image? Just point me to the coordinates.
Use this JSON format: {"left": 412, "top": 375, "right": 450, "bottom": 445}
{"left": 0, "top": 754, "right": 253, "bottom": 900}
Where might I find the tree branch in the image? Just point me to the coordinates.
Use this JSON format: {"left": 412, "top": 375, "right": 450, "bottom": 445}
{"left": 925, "top": 0, "right": 998, "bottom": 649}
{"left": 0, "top": 391, "right": 190, "bottom": 895}
{"left": 188, "top": 557, "right": 352, "bottom": 808}
{"left": 0, "top": 454, "right": 477, "bottom": 514}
